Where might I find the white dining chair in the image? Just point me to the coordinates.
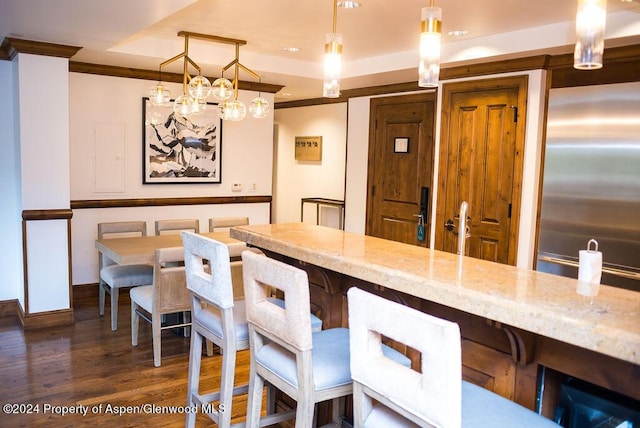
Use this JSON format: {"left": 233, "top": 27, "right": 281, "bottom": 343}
{"left": 155, "top": 218, "right": 200, "bottom": 235}
{"left": 208, "top": 216, "right": 249, "bottom": 232}
{"left": 130, "top": 246, "right": 192, "bottom": 367}
{"left": 98, "top": 221, "right": 154, "bottom": 331}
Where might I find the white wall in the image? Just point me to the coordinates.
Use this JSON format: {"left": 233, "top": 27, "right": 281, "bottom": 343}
{"left": 273, "top": 103, "right": 347, "bottom": 227}
{"left": 344, "top": 98, "right": 369, "bottom": 234}
{"left": 69, "top": 73, "right": 274, "bottom": 285}
{"left": 0, "top": 60, "right": 23, "bottom": 303}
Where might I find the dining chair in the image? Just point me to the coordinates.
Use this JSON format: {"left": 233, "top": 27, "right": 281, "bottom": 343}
{"left": 347, "top": 287, "right": 560, "bottom": 428}
{"left": 130, "top": 246, "right": 192, "bottom": 367}
{"left": 155, "top": 218, "right": 200, "bottom": 235}
{"left": 208, "top": 216, "right": 249, "bottom": 232}
{"left": 181, "top": 232, "right": 323, "bottom": 428}
{"left": 241, "top": 251, "right": 411, "bottom": 428}
{"left": 98, "top": 221, "right": 154, "bottom": 331}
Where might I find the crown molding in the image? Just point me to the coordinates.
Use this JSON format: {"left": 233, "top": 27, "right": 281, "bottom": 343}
{"left": 1, "top": 37, "right": 81, "bottom": 60}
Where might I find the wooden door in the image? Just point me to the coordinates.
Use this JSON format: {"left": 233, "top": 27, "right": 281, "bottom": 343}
{"left": 366, "top": 93, "right": 436, "bottom": 247}
{"left": 435, "top": 76, "right": 527, "bottom": 265}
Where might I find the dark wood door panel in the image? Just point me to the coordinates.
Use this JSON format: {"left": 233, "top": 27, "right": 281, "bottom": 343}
{"left": 436, "top": 76, "right": 528, "bottom": 266}
{"left": 367, "top": 93, "right": 436, "bottom": 247}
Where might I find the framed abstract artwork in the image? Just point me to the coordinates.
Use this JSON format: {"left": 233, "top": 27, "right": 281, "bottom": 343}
{"left": 142, "top": 98, "right": 223, "bottom": 184}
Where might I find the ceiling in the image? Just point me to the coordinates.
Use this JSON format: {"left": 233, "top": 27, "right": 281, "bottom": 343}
{"left": 1, "top": 0, "right": 639, "bottom": 102}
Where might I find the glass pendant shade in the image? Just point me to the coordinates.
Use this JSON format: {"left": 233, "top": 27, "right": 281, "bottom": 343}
{"left": 323, "top": 33, "right": 343, "bottom": 98}
{"left": 191, "top": 98, "right": 207, "bottom": 115}
{"left": 218, "top": 100, "right": 246, "bottom": 121}
{"left": 174, "top": 94, "right": 195, "bottom": 118}
{"left": 211, "top": 77, "right": 234, "bottom": 100}
{"left": 249, "top": 96, "right": 270, "bottom": 118}
{"left": 574, "top": 0, "right": 607, "bottom": 70}
{"left": 149, "top": 84, "right": 171, "bottom": 106}
{"left": 145, "top": 108, "right": 164, "bottom": 126}
{"left": 188, "top": 75, "right": 212, "bottom": 99}
{"left": 418, "top": 6, "right": 442, "bottom": 88}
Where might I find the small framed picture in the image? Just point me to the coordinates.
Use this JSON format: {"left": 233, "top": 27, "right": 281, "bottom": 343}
{"left": 394, "top": 137, "right": 409, "bottom": 153}
{"left": 295, "top": 136, "right": 323, "bottom": 161}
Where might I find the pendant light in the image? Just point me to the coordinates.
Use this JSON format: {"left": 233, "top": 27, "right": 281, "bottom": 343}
{"left": 149, "top": 67, "right": 171, "bottom": 107}
{"left": 152, "top": 31, "right": 269, "bottom": 121}
{"left": 249, "top": 78, "right": 270, "bottom": 119}
{"left": 323, "top": 0, "right": 342, "bottom": 98}
{"left": 574, "top": 0, "right": 607, "bottom": 70}
{"left": 418, "top": 0, "right": 442, "bottom": 88}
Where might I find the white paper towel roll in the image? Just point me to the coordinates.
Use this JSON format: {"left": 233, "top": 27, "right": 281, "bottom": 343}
{"left": 578, "top": 240, "right": 602, "bottom": 286}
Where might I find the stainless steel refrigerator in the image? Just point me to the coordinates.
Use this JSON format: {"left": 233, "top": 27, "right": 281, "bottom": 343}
{"left": 536, "top": 81, "right": 640, "bottom": 292}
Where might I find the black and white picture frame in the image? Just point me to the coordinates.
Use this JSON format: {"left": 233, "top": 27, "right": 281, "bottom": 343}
{"left": 142, "top": 97, "right": 222, "bottom": 184}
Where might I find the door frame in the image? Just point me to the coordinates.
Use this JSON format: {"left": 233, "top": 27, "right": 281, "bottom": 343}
{"left": 435, "top": 75, "right": 528, "bottom": 265}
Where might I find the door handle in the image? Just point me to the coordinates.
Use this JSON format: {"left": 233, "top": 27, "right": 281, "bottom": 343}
{"left": 444, "top": 219, "right": 455, "bottom": 231}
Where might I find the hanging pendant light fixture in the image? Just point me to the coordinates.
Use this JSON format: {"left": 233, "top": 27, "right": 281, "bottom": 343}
{"left": 418, "top": 0, "right": 442, "bottom": 88}
{"left": 574, "top": 0, "right": 607, "bottom": 70}
{"left": 323, "top": 0, "right": 342, "bottom": 98}
{"left": 152, "top": 31, "right": 268, "bottom": 121}
{"left": 249, "top": 77, "right": 270, "bottom": 119}
{"left": 149, "top": 67, "right": 172, "bottom": 107}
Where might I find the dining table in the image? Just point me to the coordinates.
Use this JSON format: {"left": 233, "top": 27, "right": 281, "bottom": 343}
{"left": 94, "top": 230, "right": 247, "bottom": 265}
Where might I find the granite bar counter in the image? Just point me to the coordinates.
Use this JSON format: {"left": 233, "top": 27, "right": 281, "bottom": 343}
{"left": 231, "top": 223, "right": 640, "bottom": 412}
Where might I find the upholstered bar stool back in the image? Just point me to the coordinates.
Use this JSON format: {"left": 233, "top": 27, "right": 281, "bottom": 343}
{"left": 97, "top": 221, "right": 154, "bottom": 331}
{"left": 208, "top": 216, "right": 249, "bottom": 232}
{"left": 241, "top": 250, "right": 354, "bottom": 428}
{"left": 349, "top": 287, "right": 462, "bottom": 427}
{"left": 155, "top": 218, "right": 200, "bottom": 235}
{"left": 347, "top": 288, "right": 560, "bottom": 428}
{"left": 210, "top": 217, "right": 252, "bottom": 299}
{"left": 130, "top": 246, "right": 192, "bottom": 367}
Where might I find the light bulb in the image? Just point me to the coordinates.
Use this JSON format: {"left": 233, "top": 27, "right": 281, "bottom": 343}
{"left": 249, "top": 96, "right": 270, "bottom": 118}
{"left": 174, "top": 94, "right": 195, "bottom": 118}
{"left": 211, "top": 78, "right": 233, "bottom": 100}
{"left": 218, "top": 100, "right": 246, "bottom": 121}
{"left": 149, "top": 84, "right": 171, "bottom": 106}
{"left": 191, "top": 98, "right": 207, "bottom": 115}
{"left": 188, "top": 75, "right": 212, "bottom": 99}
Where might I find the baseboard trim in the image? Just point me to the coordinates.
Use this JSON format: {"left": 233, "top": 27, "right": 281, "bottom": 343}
{"left": 0, "top": 299, "right": 19, "bottom": 317}
{"left": 18, "top": 307, "right": 74, "bottom": 330}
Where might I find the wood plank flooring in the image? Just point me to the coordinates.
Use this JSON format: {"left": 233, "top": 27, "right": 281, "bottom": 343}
{"left": 0, "top": 285, "right": 252, "bottom": 427}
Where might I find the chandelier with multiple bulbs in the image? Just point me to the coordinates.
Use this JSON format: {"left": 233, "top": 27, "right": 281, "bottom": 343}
{"left": 149, "top": 31, "right": 269, "bottom": 121}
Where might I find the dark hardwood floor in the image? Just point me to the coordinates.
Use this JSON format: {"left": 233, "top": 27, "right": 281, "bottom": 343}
{"left": 0, "top": 285, "right": 252, "bottom": 427}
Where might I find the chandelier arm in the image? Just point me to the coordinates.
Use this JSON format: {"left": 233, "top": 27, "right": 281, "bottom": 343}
{"left": 332, "top": 0, "right": 338, "bottom": 33}
{"left": 237, "top": 63, "right": 261, "bottom": 80}
{"left": 184, "top": 56, "right": 202, "bottom": 75}
{"left": 233, "top": 43, "right": 240, "bottom": 99}
{"left": 221, "top": 58, "right": 238, "bottom": 73}
{"left": 159, "top": 51, "right": 186, "bottom": 68}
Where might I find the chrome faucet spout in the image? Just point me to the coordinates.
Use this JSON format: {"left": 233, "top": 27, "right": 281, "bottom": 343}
{"left": 458, "top": 201, "right": 469, "bottom": 255}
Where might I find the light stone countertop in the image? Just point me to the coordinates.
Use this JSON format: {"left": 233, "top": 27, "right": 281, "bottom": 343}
{"left": 231, "top": 223, "right": 640, "bottom": 365}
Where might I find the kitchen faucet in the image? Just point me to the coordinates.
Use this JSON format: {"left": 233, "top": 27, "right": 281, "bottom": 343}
{"left": 458, "top": 201, "right": 470, "bottom": 255}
